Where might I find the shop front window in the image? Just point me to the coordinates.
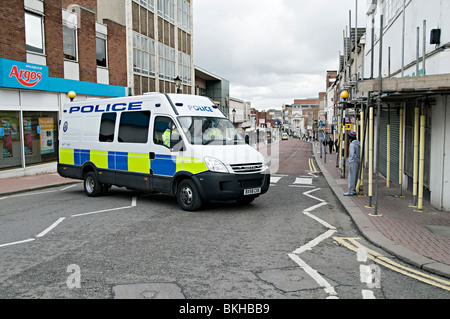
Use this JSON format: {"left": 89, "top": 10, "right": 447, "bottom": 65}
{"left": 0, "top": 112, "right": 22, "bottom": 170}
{"left": 22, "top": 112, "right": 58, "bottom": 166}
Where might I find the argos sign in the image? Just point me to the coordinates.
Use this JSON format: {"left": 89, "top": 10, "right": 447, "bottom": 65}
{"left": 0, "top": 58, "right": 126, "bottom": 97}
{"left": 0, "top": 58, "right": 48, "bottom": 90}
{"left": 9, "top": 65, "right": 42, "bottom": 87}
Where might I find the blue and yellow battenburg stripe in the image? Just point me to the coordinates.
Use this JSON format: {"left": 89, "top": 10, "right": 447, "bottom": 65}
{"left": 59, "top": 148, "right": 208, "bottom": 176}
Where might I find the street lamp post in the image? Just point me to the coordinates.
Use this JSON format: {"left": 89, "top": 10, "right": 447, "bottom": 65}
{"left": 174, "top": 76, "right": 182, "bottom": 93}
{"left": 232, "top": 108, "right": 236, "bottom": 125}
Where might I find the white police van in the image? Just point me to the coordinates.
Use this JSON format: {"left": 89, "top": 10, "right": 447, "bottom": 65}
{"left": 58, "top": 93, "right": 270, "bottom": 211}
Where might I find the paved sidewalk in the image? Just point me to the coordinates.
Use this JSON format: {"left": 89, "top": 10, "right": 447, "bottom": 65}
{"left": 0, "top": 173, "right": 80, "bottom": 197}
{"left": 311, "top": 142, "right": 450, "bottom": 279}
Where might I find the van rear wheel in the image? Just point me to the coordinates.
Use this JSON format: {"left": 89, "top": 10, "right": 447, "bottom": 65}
{"left": 84, "top": 172, "right": 102, "bottom": 197}
{"left": 177, "top": 179, "right": 202, "bottom": 211}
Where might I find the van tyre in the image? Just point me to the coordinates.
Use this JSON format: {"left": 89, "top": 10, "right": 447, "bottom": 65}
{"left": 177, "top": 179, "right": 202, "bottom": 211}
{"left": 84, "top": 172, "right": 102, "bottom": 197}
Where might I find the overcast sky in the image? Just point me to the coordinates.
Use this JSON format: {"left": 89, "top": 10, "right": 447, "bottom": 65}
{"left": 193, "top": 0, "right": 367, "bottom": 110}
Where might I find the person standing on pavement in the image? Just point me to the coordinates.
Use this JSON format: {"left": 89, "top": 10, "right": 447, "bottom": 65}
{"left": 328, "top": 137, "right": 334, "bottom": 154}
{"left": 344, "top": 131, "right": 360, "bottom": 196}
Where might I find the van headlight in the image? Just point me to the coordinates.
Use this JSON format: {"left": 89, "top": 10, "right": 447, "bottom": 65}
{"left": 204, "top": 156, "right": 229, "bottom": 173}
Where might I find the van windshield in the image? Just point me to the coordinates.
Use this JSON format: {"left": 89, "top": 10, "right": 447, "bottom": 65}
{"left": 177, "top": 116, "right": 245, "bottom": 145}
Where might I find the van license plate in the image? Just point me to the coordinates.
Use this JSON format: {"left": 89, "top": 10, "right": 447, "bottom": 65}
{"left": 244, "top": 187, "right": 261, "bottom": 195}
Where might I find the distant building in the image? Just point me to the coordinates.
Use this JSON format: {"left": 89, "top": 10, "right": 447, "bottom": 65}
{"left": 194, "top": 66, "right": 230, "bottom": 116}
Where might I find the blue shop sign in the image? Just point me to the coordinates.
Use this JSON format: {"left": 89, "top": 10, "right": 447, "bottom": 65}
{"left": 0, "top": 58, "right": 49, "bottom": 91}
{"left": 0, "top": 58, "right": 126, "bottom": 97}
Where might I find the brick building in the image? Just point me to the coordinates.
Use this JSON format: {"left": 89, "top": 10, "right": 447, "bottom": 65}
{"left": 67, "top": 0, "right": 195, "bottom": 96}
{"left": 0, "top": 0, "right": 127, "bottom": 176}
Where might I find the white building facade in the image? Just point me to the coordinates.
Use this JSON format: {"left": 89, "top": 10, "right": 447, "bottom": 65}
{"left": 357, "top": 0, "right": 450, "bottom": 210}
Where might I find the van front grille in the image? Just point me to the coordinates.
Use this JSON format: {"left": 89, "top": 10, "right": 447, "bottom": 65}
{"left": 230, "top": 163, "right": 263, "bottom": 173}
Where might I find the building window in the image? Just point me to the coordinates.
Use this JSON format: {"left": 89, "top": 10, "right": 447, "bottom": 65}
{"left": 177, "top": 0, "right": 191, "bottom": 32}
{"left": 96, "top": 37, "right": 107, "bottom": 67}
{"left": 25, "top": 12, "right": 44, "bottom": 54}
{"left": 133, "top": 32, "right": 156, "bottom": 76}
{"left": 63, "top": 25, "right": 77, "bottom": 61}
{"left": 157, "top": 0, "right": 174, "bottom": 23}
{"left": 382, "top": 0, "right": 403, "bottom": 27}
{"left": 178, "top": 51, "right": 191, "bottom": 85}
{"left": 133, "top": 0, "right": 155, "bottom": 11}
{"left": 158, "top": 43, "right": 175, "bottom": 80}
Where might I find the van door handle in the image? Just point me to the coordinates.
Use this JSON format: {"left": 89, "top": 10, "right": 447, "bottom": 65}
{"left": 150, "top": 152, "right": 155, "bottom": 160}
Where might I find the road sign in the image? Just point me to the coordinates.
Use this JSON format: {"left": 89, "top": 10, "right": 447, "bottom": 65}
{"left": 345, "top": 124, "right": 351, "bottom": 130}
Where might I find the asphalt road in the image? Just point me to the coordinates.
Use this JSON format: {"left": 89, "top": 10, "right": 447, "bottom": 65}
{"left": 1, "top": 137, "right": 449, "bottom": 305}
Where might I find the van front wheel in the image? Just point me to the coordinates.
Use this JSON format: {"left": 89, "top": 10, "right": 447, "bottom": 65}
{"left": 84, "top": 172, "right": 102, "bottom": 197}
{"left": 177, "top": 179, "right": 202, "bottom": 211}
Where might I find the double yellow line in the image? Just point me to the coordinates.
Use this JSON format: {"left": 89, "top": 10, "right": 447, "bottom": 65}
{"left": 333, "top": 237, "right": 450, "bottom": 292}
{"left": 309, "top": 158, "right": 318, "bottom": 173}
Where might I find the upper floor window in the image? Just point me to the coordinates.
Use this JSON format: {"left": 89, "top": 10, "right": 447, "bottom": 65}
{"left": 63, "top": 25, "right": 77, "bottom": 61}
{"left": 177, "top": 0, "right": 191, "bottom": 33}
{"left": 25, "top": 12, "right": 44, "bottom": 54}
{"left": 178, "top": 51, "right": 191, "bottom": 85}
{"left": 133, "top": 32, "right": 156, "bottom": 76}
{"left": 133, "top": 0, "right": 155, "bottom": 11}
{"left": 158, "top": 43, "right": 175, "bottom": 81}
{"left": 96, "top": 36, "right": 107, "bottom": 67}
{"left": 157, "top": 0, "right": 174, "bottom": 24}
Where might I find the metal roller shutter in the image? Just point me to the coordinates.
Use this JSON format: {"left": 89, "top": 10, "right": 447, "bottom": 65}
{"left": 379, "top": 107, "right": 400, "bottom": 186}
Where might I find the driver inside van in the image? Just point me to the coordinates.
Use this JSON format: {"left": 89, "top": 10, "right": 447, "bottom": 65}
{"left": 204, "top": 121, "right": 223, "bottom": 139}
{"left": 163, "top": 122, "right": 179, "bottom": 148}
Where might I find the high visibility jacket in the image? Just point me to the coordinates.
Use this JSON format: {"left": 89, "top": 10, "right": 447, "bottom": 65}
{"left": 205, "top": 128, "right": 222, "bottom": 138}
{"left": 163, "top": 128, "right": 178, "bottom": 147}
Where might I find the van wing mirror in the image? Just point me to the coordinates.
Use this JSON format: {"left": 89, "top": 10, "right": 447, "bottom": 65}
{"left": 171, "top": 132, "right": 185, "bottom": 152}
{"left": 171, "top": 132, "right": 181, "bottom": 142}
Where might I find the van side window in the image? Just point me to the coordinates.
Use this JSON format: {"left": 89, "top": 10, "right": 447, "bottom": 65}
{"left": 99, "top": 112, "right": 117, "bottom": 142}
{"left": 118, "top": 111, "right": 151, "bottom": 143}
{"left": 153, "top": 116, "right": 173, "bottom": 147}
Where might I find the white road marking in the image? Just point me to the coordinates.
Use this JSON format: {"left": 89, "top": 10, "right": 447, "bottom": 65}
{"left": 60, "top": 184, "right": 78, "bottom": 191}
{"left": 71, "top": 205, "right": 133, "bottom": 218}
{"left": 294, "top": 177, "right": 313, "bottom": 185}
{"left": 0, "top": 238, "right": 35, "bottom": 248}
{"left": 288, "top": 185, "right": 315, "bottom": 188}
{"left": 1, "top": 193, "right": 138, "bottom": 248}
{"left": 0, "top": 189, "right": 59, "bottom": 201}
{"left": 362, "top": 290, "right": 376, "bottom": 299}
{"left": 270, "top": 176, "right": 282, "bottom": 184}
{"left": 289, "top": 186, "right": 338, "bottom": 298}
{"left": 293, "top": 229, "right": 337, "bottom": 254}
{"left": 288, "top": 253, "right": 338, "bottom": 297}
{"left": 36, "top": 217, "right": 66, "bottom": 238}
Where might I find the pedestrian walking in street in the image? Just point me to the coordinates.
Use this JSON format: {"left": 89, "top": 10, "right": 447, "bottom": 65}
{"left": 344, "top": 131, "right": 360, "bottom": 196}
{"left": 328, "top": 137, "right": 333, "bottom": 154}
